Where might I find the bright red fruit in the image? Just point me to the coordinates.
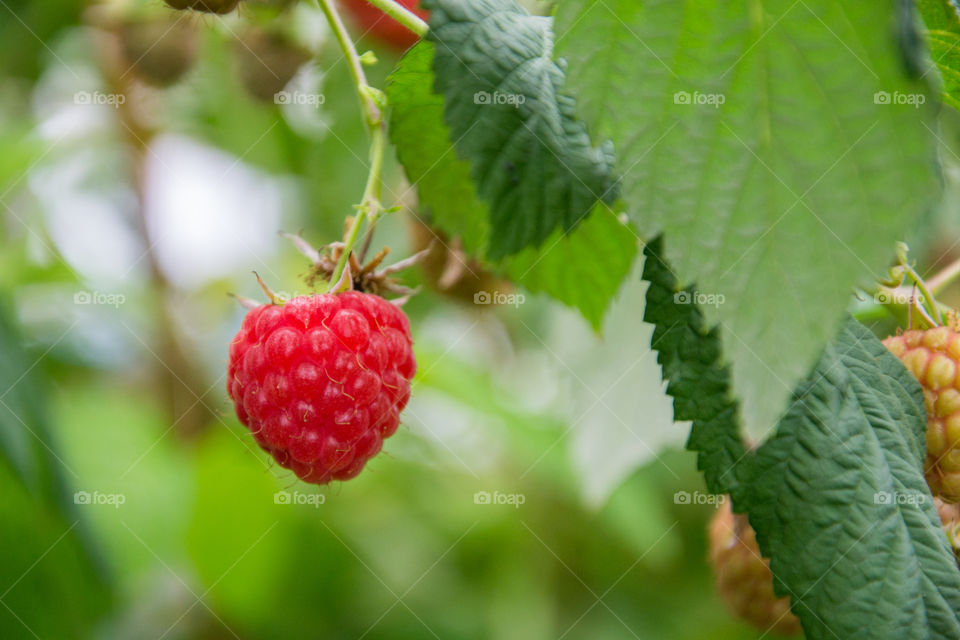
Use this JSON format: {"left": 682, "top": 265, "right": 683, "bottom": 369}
{"left": 227, "top": 291, "right": 416, "bottom": 484}
{"left": 339, "top": 0, "right": 429, "bottom": 51}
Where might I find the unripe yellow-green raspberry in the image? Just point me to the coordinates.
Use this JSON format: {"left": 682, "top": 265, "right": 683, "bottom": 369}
{"left": 708, "top": 501, "right": 802, "bottom": 636}
{"left": 884, "top": 328, "right": 960, "bottom": 502}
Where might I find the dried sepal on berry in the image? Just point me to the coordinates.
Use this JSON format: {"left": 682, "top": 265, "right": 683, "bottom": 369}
{"left": 282, "top": 230, "right": 427, "bottom": 300}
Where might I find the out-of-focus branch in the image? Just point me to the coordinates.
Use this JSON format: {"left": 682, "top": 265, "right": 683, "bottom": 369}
{"left": 90, "top": 16, "right": 212, "bottom": 439}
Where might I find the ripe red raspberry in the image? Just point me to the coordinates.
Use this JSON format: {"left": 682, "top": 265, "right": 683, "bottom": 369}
{"left": 708, "top": 501, "right": 802, "bottom": 636}
{"left": 883, "top": 327, "right": 960, "bottom": 502}
{"left": 227, "top": 291, "right": 416, "bottom": 484}
{"left": 339, "top": 0, "right": 429, "bottom": 51}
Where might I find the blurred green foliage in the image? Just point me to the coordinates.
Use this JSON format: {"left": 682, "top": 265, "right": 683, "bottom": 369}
{"left": 9, "top": 0, "right": 959, "bottom": 639}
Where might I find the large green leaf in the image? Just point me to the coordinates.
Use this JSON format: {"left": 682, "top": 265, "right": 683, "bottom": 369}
{"left": 499, "top": 204, "right": 636, "bottom": 329}
{"left": 917, "top": 0, "right": 960, "bottom": 110}
{"left": 386, "top": 41, "right": 489, "bottom": 255}
{"left": 555, "top": 0, "right": 939, "bottom": 436}
{"left": 387, "top": 41, "right": 636, "bottom": 329}
{"left": 420, "top": 0, "right": 618, "bottom": 258}
{"left": 641, "top": 237, "right": 747, "bottom": 500}
{"left": 742, "top": 319, "right": 960, "bottom": 639}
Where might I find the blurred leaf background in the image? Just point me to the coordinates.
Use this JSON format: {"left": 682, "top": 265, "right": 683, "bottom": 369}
{"left": 2, "top": 1, "right": 959, "bottom": 639}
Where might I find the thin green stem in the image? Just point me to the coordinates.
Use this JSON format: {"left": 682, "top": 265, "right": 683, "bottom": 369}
{"left": 316, "top": 0, "right": 381, "bottom": 127}
{"left": 328, "top": 119, "right": 387, "bottom": 292}
{"left": 315, "top": 0, "right": 395, "bottom": 291}
{"left": 365, "top": 0, "right": 429, "bottom": 36}
{"left": 903, "top": 262, "right": 943, "bottom": 325}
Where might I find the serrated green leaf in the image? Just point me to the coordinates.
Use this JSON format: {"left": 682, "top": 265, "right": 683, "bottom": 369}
{"left": 556, "top": 0, "right": 939, "bottom": 437}
{"left": 742, "top": 319, "right": 960, "bottom": 639}
{"left": 500, "top": 204, "right": 636, "bottom": 330}
{"left": 386, "top": 41, "right": 489, "bottom": 255}
{"left": 917, "top": 0, "right": 960, "bottom": 111}
{"left": 387, "top": 41, "right": 636, "bottom": 329}
{"left": 420, "top": 0, "right": 617, "bottom": 258}
{"left": 641, "top": 237, "right": 747, "bottom": 500}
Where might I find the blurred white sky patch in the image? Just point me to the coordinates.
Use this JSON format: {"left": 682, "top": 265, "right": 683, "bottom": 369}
{"left": 29, "top": 155, "right": 144, "bottom": 288}
{"left": 416, "top": 308, "right": 516, "bottom": 372}
{"left": 277, "top": 64, "right": 333, "bottom": 141}
{"left": 410, "top": 264, "right": 687, "bottom": 507}
{"left": 547, "top": 256, "right": 688, "bottom": 509}
{"left": 31, "top": 41, "right": 109, "bottom": 142}
{"left": 144, "top": 134, "right": 292, "bottom": 289}
{"left": 400, "top": 389, "right": 506, "bottom": 476}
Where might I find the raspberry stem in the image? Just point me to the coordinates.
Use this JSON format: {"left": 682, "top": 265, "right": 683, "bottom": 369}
{"left": 902, "top": 262, "right": 943, "bottom": 325}
{"left": 315, "top": 0, "right": 392, "bottom": 292}
{"left": 316, "top": 0, "right": 381, "bottom": 127}
{"left": 869, "top": 245, "right": 960, "bottom": 327}
{"left": 328, "top": 127, "right": 386, "bottom": 292}
{"left": 364, "top": 0, "right": 429, "bottom": 36}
